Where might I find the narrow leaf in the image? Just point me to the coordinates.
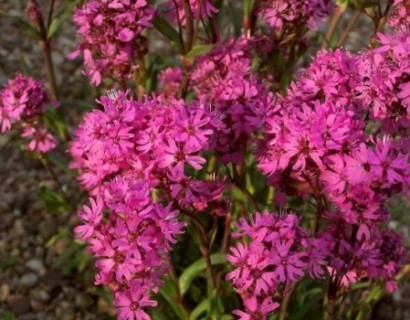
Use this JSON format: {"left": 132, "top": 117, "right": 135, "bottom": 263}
{"left": 186, "top": 44, "right": 214, "bottom": 58}
{"left": 179, "top": 253, "right": 227, "bottom": 296}
{"left": 159, "top": 277, "right": 188, "bottom": 320}
{"left": 189, "top": 299, "right": 209, "bottom": 320}
{"left": 38, "top": 184, "right": 69, "bottom": 213}
{"left": 47, "top": 2, "right": 78, "bottom": 39}
{"left": 152, "top": 16, "right": 182, "bottom": 52}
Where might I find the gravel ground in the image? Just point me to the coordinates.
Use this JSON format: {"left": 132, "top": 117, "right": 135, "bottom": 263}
{"left": 0, "top": 1, "right": 409, "bottom": 320}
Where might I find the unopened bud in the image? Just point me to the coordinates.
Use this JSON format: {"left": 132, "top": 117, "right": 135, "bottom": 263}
{"left": 26, "top": 0, "right": 42, "bottom": 28}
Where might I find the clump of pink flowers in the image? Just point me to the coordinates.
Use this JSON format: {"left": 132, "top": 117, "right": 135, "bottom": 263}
{"left": 62, "top": 1, "right": 410, "bottom": 319}
{"left": 389, "top": 0, "right": 410, "bottom": 31}
{"left": 70, "top": 90, "right": 233, "bottom": 317}
{"left": 190, "top": 36, "right": 273, "bottom": 164}
{"left": 0, "top": 74, "right": 57, "bottom": 153}
{"left": 158, "top": 67, "right": 183, "bottom": 98}
{"left": 321, "top": 222, "right": 407, "bottom": 292}
{"left": 227, "top": 212, "right": 323, "bottom": 319}
{"left": 167, "top": 0, "right": 218, "bottom": 25}
{"left": 259, "top": 0, "right": 333, "bottom": 31}
{"left": 70, "top": 0, "right": 155, "bottom": 85}
{"left": 241, "top": 24, "right": 409, "bottom": 319}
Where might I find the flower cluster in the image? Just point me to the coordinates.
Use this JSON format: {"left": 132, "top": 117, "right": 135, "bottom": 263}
{"left": 227, "top": 212, "right": 327, "bottom": 319}
{"left": 322, "top": 223, "right": 407, "bottom": 292}
{"left": 158, "top": 67, "right": 183, "bottom": 98}
{"left": 70, "top": 91, "right": 232, "bottom": 318}
{"left": 167, "top": 0, "right": 218, "bottom": 25}
{"left": 70, "top": 90, "right": 229, "bottom": 210}
{"left": 0, "top": 74, "right": 57, "bottom": 153}
{"left": 389, "top": 0, "right": 410, "bottom": 31}
{"left": 259, "top": 0, "right": 333, "bottom": 31}
{"left": 190, "top": 36, "right": 273, "bottom": 164}
{"left": 64, "top": 1, "right": 410, "bottom": 318}
{"left": 258, "top": 42, "right": 409, "bottom": 226}
{"left": 357, "top": 32, "right": 410, "bottom": 139}
{"left": 76, "top": 187, "right": 184, "bottom": 320}
{"left": 70, "top": 0, "right": 155, "bottom": 85}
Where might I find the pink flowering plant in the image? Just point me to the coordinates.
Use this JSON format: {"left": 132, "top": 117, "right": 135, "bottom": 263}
{"left": 1, "top": 0, "right": 410, "bottom": 319}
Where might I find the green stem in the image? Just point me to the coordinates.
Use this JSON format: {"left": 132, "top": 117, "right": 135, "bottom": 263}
{"left": 32, "top": 0, "right": 59, "bottom": 99}
{"left": 192, "top": 0, "right": 205, "bottom": 44}
{"left": 39, "top": 154, "right": 74, "bottom": 214}
{"left": 182, "top": 0, "right": 194, "bottom": 52}
{"left": 322, "top": 6, "right": 345, "bottom": 49}
{"left": 180, "top": 208, "right": 217, "bottom": 290}
{"left": 168, "top": 266, "right": 191, "bottom": 320}
{"left": 47, "top": 0, "right": 56, "bottom": 29}
{"left": 42, "top": 39, "right": 59, "bottom": 99}
{"left": 279, "top": 283, "right": 296, "bottom": 320}
{"left": 337, "top": 10, "right": 361, "bottom": 47}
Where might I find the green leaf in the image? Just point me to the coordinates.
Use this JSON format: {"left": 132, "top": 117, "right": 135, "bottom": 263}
{"left": 351, "top": 0, "right": 378, "bottom": 9}
{"left": 11, "top": 16, "right": 41, "bottom": 39}
{"left": 228, "top": 0, "right": 242, "bottom": 36}
{"left": 186, "top": 44, "right": 214, "bottom": 58}
{"left": 179, "top": 253, "right": 227, "bottom": 296}
{"left": 3, "top": 312, "right": 15, "bottom": 320}
{"left": 243, "top": 0, "right": 253, "bottom": 17}
{"left": 336, "top": 0, "right": 351, "bottom": 10}
{"left": 158, "top": 277, "right": 188, "bottom": 320}
{"left": 189, "top": 299, "right": 209, "bottom": 320}
{"left": 43, "top": 106, "right": 68, "bottom": 141}
{"left": 208, "top": 290, "right": 225, "bottom": 318}
{"left": 152, "top": 16, "right": 182, "bottom": 52}
{"left": 0, "top": 256, "right": 17, "bottom": 273}
{"left": 47, "top": 2, "right": 78, "bottom": 39}
{"left": 38, "top": 184, "right": 69, "bottom": 213}
{"left": 19, "top": 57, "right": 32, "bottom": 75}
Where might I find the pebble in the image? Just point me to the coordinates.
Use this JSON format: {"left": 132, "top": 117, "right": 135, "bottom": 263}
{"left": 7, "top": 294, "right": 30, "bottom": 315}
{"left": 25, "top": 259, "right": 46, "bottom": 276}
{"left": 0, "top": 284, "right": 9, "bottom": 301}
{"left": 38, "top": 219, "right": 58, "bottom": 241}
{"left": 13, "top": 219, "right": 25, "bottom": 236}
{"left": 75, "top": 293, "right": 94, "bottom": 310}
{"left": 30, "top": 299, "right": 46, "bottom": 312}
{"left": 20, "top": 273, "right": 39, "bottom": 288}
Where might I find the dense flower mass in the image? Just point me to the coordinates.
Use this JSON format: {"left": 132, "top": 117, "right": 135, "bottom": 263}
{"left": 389, "top": 0, "right": 410, "bottom": 31}
{"left": 321, "top": 222, "right": 407, "bottom": 291}
{"left": 62, "top": 1, "right": 410, "bottom": 319}
{"left": 70, "top": 0, "right": 155, "bottom": 85}
{"left": 259, "top": 0, "right": 333, "bottom": 31}
{"left": 158, "top": 67, "right": 183, "bottom": 98}
{"left": 227, "top": 212, "right": 328, "bottom": 319}
{"left": 358, "top": 31, "right": 410, "bottom": 139}
{"left": 190, "top": 36, "right": 273, "bottom": 164}
{"left": 254, "top": 26, "right": 409, "bottom": 316}
{"left": 0, "top": 74, "right": 57, "bottom": 153}
{"left": 70, "top": 91, "right": 233, "bottom": 318}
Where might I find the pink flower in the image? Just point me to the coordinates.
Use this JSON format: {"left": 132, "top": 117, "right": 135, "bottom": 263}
{"left": 233, "top": 296, "right": 279, "bottom": 320}
{"left": 75, "top": 196, "right": 103, "bottom": 240}
{"left": 71, "top": 0, "right": 155, "bottom": 84}
{"left": 167, "top": 0, "right": 218, "bottom": 25}
{"left": 158, "top": 138, "right": 206, "bottom": 170}
{"left": 0, "top": 74, "right": 57, "bottom": 153}
{"left": 158, "top": 67, "right": 183, "bottom": 97}
{"left": 227, "top": 212, "right": 313, "bottom": 319}
{"left": 259, "top": 0, "right": 333, "bottom": 31}
{"left": 22, "top": 126, "right": 57, "bottom": 154}
{"left": 114, "top": 288, "right": 157, "bottom": 320}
